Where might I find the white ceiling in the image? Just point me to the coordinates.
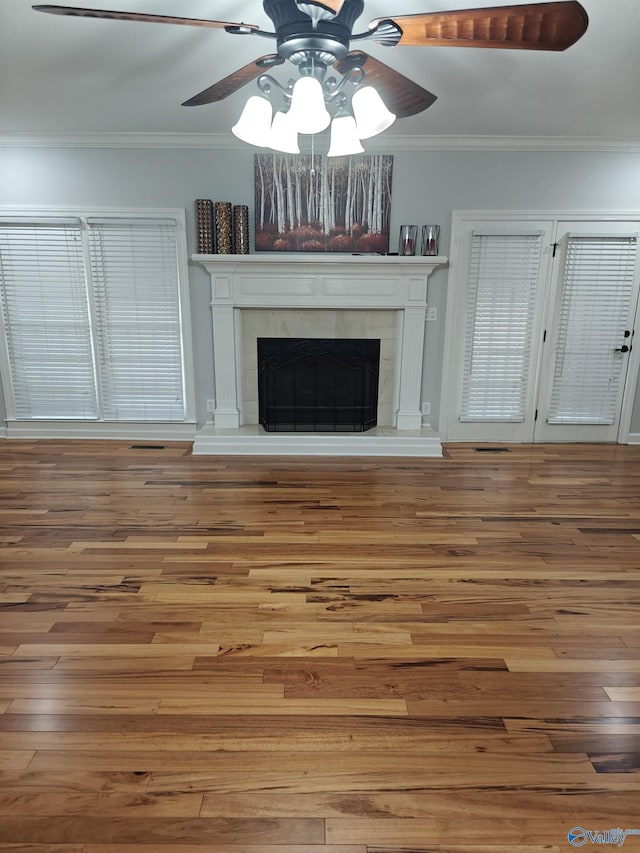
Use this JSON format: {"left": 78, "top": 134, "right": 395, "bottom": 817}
{"left": 1, "top": 0, "right": 639, "bottom": 145}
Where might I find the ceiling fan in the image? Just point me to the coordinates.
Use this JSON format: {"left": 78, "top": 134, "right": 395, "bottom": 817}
{"left": 33, "top": 1, "right": 589, "bottom": 152}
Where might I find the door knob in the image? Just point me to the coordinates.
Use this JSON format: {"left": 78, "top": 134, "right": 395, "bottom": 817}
{"left": 615, "top": 345, "right": 630, "bottom": 353}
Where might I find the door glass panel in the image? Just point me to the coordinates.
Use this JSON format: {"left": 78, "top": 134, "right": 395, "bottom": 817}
{"left": 460, "top": 232, "right": 543, "bottom": 422}
{"left": 548, "top": 235, "right": 638, "bottom": 424}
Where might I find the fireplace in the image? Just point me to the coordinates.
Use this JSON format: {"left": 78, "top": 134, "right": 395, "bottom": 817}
{"left": 258, "top": 338, "right": 380, "bottom": 432}
{"left": 193, "top": 254, "right": 447, "bottom": 456}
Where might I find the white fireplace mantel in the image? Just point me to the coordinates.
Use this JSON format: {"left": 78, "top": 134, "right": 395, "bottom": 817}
{"left": 194, "top": 253, "right": 446, "bottom": 310}
{"left": 193, "top": 253, "right": 447, "bottom": 455}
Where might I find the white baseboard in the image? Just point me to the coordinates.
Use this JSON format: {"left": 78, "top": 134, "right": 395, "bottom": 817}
{"left": 628, "top": 433, "right": 640, "bottom": 445}
{"left": 4, "top": 420, "right": 197, "bottom": 441}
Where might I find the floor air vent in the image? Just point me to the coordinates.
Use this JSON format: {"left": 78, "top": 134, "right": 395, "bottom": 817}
{"left": 130, "top": 444, "right": 167, "bottom": 450}
{"left": 473, "top": 447, "right": 511, "bottom": 453}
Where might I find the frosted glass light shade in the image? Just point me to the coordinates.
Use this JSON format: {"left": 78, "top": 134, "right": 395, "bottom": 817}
{"left": 327, "top": 114, "right": 364, "bottom": 157}
{"left": 287, "top": 77, "right": 331, "bottom": 135}
{"left": 232, "top": 96, "right": 273, "bottom": 147}
{"left": 269, "top": 110, "right": 300, "bottom": 154}
{"left": 352, "top": 86, "right": 396, "bottom": 139}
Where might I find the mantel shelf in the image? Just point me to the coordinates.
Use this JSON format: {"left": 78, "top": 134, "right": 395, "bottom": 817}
{"left": 193, "top": 253, "right": 448, "bottom": 270}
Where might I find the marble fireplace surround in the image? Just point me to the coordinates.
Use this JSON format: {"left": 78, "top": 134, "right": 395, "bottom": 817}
{"left": 193, "top": 253, "right": 447, "bottom": 456}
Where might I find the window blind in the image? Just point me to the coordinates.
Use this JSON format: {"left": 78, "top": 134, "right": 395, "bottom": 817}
{"left": 87, "top": 219, "right": 185, "bottom": 422}
{"left": 547, "top": 234, "right": 638, "bottom": 425}
{"left": 460, "top": 231, "right": 543, "bottom": 422}
{"left": 0, "top": 221, "right": 98, "bottom": 419}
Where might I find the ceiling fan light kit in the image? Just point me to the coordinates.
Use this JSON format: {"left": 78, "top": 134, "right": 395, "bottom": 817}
{"left": 236, "top": 59, "right": 397, "bottom": 154}
{"left": 33, "top": 0, "right": 589, "bottom": 155}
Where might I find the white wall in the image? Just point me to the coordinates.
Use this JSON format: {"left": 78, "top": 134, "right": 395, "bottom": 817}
{"left": 1, "top": 144, "right": 640, "bottom": 432}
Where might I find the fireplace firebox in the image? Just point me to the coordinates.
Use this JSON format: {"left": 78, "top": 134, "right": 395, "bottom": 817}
{"left": 258, "top": 338, "right": 380, "bottom": 433}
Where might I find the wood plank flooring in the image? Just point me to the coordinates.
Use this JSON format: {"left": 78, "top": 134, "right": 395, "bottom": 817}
{"left": 0, "top": 439, "right": 640, "bottom": 852}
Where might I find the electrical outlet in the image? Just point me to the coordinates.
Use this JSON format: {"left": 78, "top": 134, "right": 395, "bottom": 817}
{"left": 206, "top": 399, "right": 215, "bottom": 413}
{"left": 422, "top": 402, "right": 431, "bottom": 416}
{"left": 426, "top": 306, "right": 437, "bottom": 322}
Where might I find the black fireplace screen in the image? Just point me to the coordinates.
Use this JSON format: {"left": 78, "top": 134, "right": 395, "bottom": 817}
{"left": 257, "top": 338, "right": 380, "bottom": 433}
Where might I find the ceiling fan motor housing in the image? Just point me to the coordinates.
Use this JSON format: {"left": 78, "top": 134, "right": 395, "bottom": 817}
{"left": 264, "top": 0, "right": 364, "bottom": 62}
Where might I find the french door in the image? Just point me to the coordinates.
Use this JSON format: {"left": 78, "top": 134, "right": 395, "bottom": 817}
{"left": 443, "top": 215, "right": 640, "bottom": 443}
{"left": 535, "top": 222, "right": 640, "bottom": 441}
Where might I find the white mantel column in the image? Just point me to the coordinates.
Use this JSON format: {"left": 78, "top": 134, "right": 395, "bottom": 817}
{"left": 208, "top": 264, "right": 242, "bottom": 429}
{"left": 396, "top": 305, "right": 428, "bottom": 430}
{"left": 211, "top": 304, "right": 241, "bottom": 428}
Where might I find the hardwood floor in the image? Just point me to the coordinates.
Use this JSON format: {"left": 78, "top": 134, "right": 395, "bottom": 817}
{"left": 0, "top": 439, "right": 640, "bottom": 852}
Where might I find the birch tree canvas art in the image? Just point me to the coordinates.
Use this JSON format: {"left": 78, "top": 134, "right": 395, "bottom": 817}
{"left": 254, "top": 153, "right": 393, "bottom": 253}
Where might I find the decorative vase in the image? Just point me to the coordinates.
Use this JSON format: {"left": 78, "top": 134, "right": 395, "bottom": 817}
{"left": 399, "top": 224, "right": 417, "bottom": 256}
{"left": 233, "top": 205, "right": 250, "bottom": 254}
{"left": 421, "top": 224, "right": 440, "bottom": 256}
{"left": 215, "top": 201, "right": 233, "bottom": 254}
{"left": 195, "top": 199, "right": 213, "bottom": 254}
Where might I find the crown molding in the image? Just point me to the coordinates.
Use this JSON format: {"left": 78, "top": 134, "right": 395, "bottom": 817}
{"left": 364, "top": 135, "right": 640, "bottom": 152}
{"left": 0, "top": 133, "right": 234, "bottom": 149}
{"left": 1, "top": 132, "right": 639, "bottom": 152}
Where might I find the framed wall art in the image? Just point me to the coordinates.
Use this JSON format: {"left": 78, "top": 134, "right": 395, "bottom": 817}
{"left": 255, "top": 153, "right": 393, "bottom": 253}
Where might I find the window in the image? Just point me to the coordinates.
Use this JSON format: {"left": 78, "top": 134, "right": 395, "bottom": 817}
{"left": 0, "top": 214, "right": 190, "bottom": 423}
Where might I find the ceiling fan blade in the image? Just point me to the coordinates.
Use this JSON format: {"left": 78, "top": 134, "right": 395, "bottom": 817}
{"left": 182, "top": 55, "right": 285, "bottom": 106}
{"left": 335, "top": 51, "right": 437, "bottom": 119}
{"left": 32, "top": 5, "right": 260, "bottom": 32}
{"left": 369, "top": 1, "right": 588, "bottom": 50}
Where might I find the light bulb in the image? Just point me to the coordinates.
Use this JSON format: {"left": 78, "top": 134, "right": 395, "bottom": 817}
{"left": 269, "top": 110, "right": 300, "bottom": 154}
{"left": 288, "top": 77, "right": 331, "bottom": 135}
{"left": 232, "top": 96, "right": 273, "bottom": 147}
{"left": 327, "top": 112, "right": 364, "bottom": 157}
{"left": 352, "top": 86, "right": 396, "bottom": 140}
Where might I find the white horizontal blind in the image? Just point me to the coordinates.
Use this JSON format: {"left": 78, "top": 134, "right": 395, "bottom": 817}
{"left": 460, "top": 231, "right": 543, "bottom": 422}
{"left": 88, "top": 219, "right": 185, "bottom": 422}
{"left": 548, "top": 234, "right": 638, "bottom": 425}
{"left": 0, "top": 221, "right": 98, "bottom": 419}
